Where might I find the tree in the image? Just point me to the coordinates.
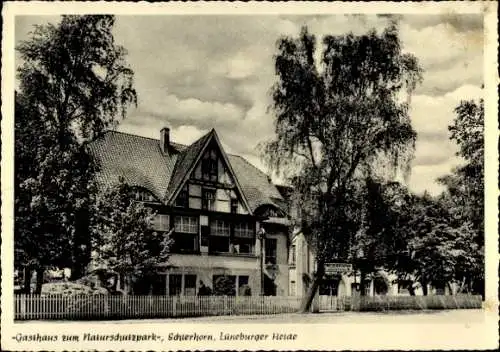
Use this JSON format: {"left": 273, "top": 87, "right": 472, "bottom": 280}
{"left": 262, "top": 24, "right": 422, "bottom": 312}
{"left": 438, "top": 99, "right": 484, "bottom": 295}
{"left": 17, "top": 15, "right": 136, "bottom": 143}
{"left": 440, "top": 99, "right": 483, "bottom": 232}
{"left": 91, "top": 178, "right": 172, "bottom": 295}
{"left": 15, "top": 93, "right": 97, "bottom": 293}
{"left": 351, "top": 179, "right": 412, "bottom": 295}
{"left": 15, "top": 15, "right": 137, "bottom": 291}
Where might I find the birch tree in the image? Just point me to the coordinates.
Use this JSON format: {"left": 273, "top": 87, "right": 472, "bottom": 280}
{"left": 262, "top": 24, "right": 422, "bottom": 312}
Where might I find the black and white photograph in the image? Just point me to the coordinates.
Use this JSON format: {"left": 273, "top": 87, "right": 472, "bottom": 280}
{"left": 1, "top": 1, "right": 498, "bottom": 351}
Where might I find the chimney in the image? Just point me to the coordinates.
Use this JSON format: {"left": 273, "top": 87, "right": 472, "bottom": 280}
{"left": 160, "top": 127, "right": 170, "bottom": 154}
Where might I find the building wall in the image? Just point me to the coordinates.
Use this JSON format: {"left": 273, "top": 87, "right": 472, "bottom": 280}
{"left": 162, "top": 253, "right": 261, "bottom": 296}
{"left": 289, "top": 232, "right": 315, "bottom": 297}
{"left": 263, "top": 229, "right": 289, "bottom": 296}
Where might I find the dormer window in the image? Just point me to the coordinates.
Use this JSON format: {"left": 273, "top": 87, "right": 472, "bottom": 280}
{"left": 135, "top": 189, "right": 156, "bottom": 202}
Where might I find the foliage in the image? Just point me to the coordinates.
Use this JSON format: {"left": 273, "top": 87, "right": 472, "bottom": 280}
{"left": 14, "top": 94, "right": 97, "bottom": 290}
{"left": 213, "top": 276, "right": 236, "bottom": 296}
{"left": 437, "top": 99, "right": 484, "bottom": 294}
{"left": 350, "top": 180, "right": 409, "bottom": 279}
{"left": 16, "top": 15, "right": 137, "bottom": 142}
{"left": 41, "top": 282, "right": 108, "bottom": 296}
{"left": 262, "top": 24, "right": 421, "bottom": 310}
{"left": 439, "top": 99, "right": 484, "bottom": 235}
{"left": 15, "top": 15, "right": 137, "bottom": 291}
{"left": 90, "top": 178, "right": 172, "bottom": 293}
{"left": 381, "top": 191, "right": 482, "bottom": 295}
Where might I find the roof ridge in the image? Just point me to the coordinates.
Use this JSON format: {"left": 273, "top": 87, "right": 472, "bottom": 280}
{"left": 106, "top": 129, "right": 281, "bottom": 185}
{"left": 110, "top": 129, "right": 247, "bottom": 157}
{"left": 106, "top": 129, "right": 161, "bottom": 142}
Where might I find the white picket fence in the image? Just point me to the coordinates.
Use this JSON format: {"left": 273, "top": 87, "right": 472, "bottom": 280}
{"left": 15, "top": 295, "right": 302, "bottom": 320}
{"left": 14, "top": 294, "right": 481, "bottom": 320}
{"left": 319, "top": 295, "right": 351, "bottom": 311}
{"left": 355, "top": 294, "right": 482, "bottom": 311}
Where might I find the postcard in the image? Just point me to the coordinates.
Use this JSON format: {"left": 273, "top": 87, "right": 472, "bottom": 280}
{"left": 1, "top": 1, "right": 498, "bottom": 351}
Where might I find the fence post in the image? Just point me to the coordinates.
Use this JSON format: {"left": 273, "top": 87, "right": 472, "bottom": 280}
{"left": 173, "top": 296, "right": 177, "bottom": 317}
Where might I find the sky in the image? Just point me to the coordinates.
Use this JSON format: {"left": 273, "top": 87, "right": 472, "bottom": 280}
{"left": 14, "top": 13, "right": 484, "bottom": 195}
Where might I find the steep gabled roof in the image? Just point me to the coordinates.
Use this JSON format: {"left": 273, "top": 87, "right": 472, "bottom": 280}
{"left": 165, "top": 131, "right": 213, "bottom": 202}
{"left": 88, "top": 130, "right": 285, "bottom": 213}
{"left": 88, "top": 131, "right": 179, "bottom": 199}
{"left": 227, "top": 155, "right": 284, "bottom": 212}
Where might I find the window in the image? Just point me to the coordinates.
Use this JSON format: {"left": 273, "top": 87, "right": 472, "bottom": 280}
{"left": 210, "top": 219, "right": 230, "bottom": 252}
{"left": 234, "top": 222, "right": 254, "bottom": 238}
{"left": 151, "top": 274, "right": 167, "bottom": 295}
{"left": 169, "top": 274, "right": 182, "bottom": 296}
{"left": 175, "top": 185, "right": 188, "bottom": 207}
{"left": 202, "top": 150, "right": 218, "bottom": 181}
{"left": 151, "top": 214, "right": 170, "bottom": 231}
{"left": 233, "top": 222, "right": 255, "bottom": 254}
{"left": 135, "top": 189, "right": 156, "bottom": 202}
{"left": 168, "top": 274, "right": 197, "bottom": 296}
{"left": 184, "top": 275, "right": 197, "bottom": 296}
{"left": 232, "top": 237, "right": 254, "bottom": 254}
{"left": 171, "top": 233, "right": 198, "bottom": 253}
{"left": 173, "top": 216, "right": 198, "bottom": 253}
{"left": 211, "top": 219, "right": 230, "bottom": 237}
{"left": 202, "top": 188, "right": 216, "bottom": 211}
{"left": 230, "top": 198, "right": 238, "bottom": 213}
{"left": 238, "top": 276, "right": 250, "bottom": 296}
{"left": 265, "top": 238, "right": 277, "bottom": 264}
{"left": 174, "top": 216, "right": 198, "bottom": 234}
{"left": 290, "top": 280, "right": 296, "bottom": 296}
{"left": 289, "top": 245, "right": 296, "bottom": 265}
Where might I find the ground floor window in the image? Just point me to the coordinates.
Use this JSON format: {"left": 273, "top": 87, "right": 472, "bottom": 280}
{"left": 168, "top": 273, "right": 197, "bottom": 296}
{"left": 212, "top": 274, "right": 252, "bottom": 296}
{"left": 151, "top": 274, "right": 167, "bottom": 295}
{"left": 238, "top": 275, "right": 251, "bottom": 296}
{"left": 130, "top": 273, "right": 166, "bottom": 295}
{"left": 184, "top": 274, "right": 197, "bottom": 296}
{"left": 169, "top": 274, "right": 182, "bottom": 296}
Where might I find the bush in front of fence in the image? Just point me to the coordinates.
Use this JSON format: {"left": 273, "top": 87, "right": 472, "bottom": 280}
{"left": 41, "top": 282, "right": 108, "bottom": 295}
{"left": 356, "top": 294, "right": 482, "bottom": 311}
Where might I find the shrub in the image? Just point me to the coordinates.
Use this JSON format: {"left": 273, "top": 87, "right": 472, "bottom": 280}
{"left": 41, "top": 282, "right": 108, "bottom": 296}
{"left": 213, "top": 276, "right": 236, "bottom": 296}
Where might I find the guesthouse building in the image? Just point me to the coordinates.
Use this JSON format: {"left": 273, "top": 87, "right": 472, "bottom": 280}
{"left": 89, "top": 128, "right": 291, "bottom": 296}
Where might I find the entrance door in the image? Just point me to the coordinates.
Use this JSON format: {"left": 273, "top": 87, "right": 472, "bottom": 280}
{"left": 263, "top": 275, "right": 277, "bottom": 296}
{"left": 319, "top": 275, "right": 341, "bottom": 296}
